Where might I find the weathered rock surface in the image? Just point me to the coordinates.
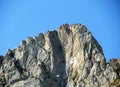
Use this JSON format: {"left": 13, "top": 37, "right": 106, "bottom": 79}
{"left": 0, "top": 24, "right": 120, "bottom": 87}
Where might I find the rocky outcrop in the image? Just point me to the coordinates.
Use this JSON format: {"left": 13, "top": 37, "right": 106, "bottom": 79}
{"left": 0, "top": 24, "right": 120, "bottom": 87}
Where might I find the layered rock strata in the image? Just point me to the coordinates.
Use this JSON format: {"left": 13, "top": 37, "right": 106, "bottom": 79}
{"left": 0, "top": 24, "right": 120, "bottom": 87}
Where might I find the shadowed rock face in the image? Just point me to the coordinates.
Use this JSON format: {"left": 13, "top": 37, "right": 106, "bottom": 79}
{"left": 0, "top": 24, "right": 119, "bottom": 87}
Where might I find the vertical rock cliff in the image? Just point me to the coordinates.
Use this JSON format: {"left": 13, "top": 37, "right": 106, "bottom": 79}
{"left": 0, "top": 24, "right": 120, "bottom": 87}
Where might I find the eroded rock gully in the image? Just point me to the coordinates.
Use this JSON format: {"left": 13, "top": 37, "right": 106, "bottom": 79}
{"left": 0, "top": 24, "right": 120, "bottom": 87}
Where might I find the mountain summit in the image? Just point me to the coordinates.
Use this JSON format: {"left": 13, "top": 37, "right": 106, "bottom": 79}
{"left": 0, "top": 24, "right": 120, "bottom": 87}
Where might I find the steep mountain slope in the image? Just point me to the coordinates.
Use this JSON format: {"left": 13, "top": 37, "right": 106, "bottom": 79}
{"left": 0, "top": 24, "right": 120, "bottom": 87}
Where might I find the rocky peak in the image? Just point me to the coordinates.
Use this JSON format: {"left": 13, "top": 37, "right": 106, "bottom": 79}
{"left": 0, "top": 24, "right": 119, "bottom": 87}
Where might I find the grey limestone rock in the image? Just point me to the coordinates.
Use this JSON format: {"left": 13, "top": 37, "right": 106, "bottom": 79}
{"left": 0, "top": 24, "right": 120, "bottom": 87}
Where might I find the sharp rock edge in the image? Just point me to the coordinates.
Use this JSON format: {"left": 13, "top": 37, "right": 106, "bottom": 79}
{"left": 0, "top": 24, "right": 120, "bottom": 87}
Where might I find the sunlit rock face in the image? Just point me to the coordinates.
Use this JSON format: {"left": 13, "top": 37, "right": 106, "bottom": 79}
{"left": 0, "top": 24, "right": 120, "bottom": 87}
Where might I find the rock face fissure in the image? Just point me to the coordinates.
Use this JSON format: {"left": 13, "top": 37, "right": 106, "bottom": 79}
{"left": 0, "top": 24, "right": 120, "bottom": 87}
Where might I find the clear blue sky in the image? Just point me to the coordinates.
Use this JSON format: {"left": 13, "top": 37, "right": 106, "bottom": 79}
{"left": 0, "top": 0, "right": 120, "bottom": 61}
